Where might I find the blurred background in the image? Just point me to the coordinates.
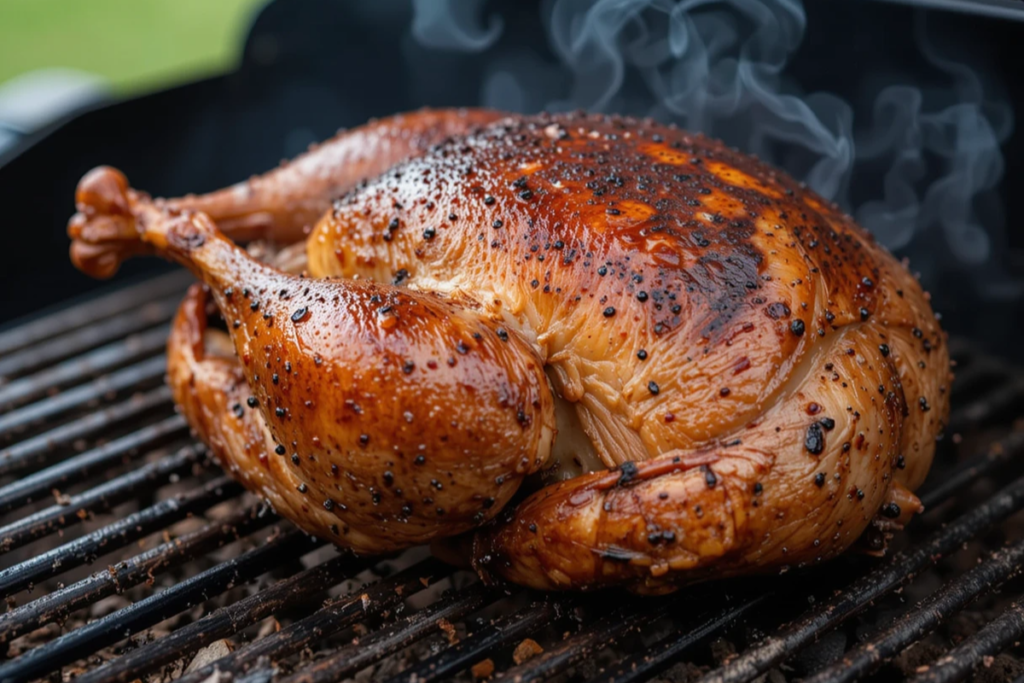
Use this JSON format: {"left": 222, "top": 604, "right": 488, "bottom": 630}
{"left": 1, "top": 0, "right": 1022, "bottom": 358}
{"left": 0, "top": 0, "right": 264, "bottom": 154}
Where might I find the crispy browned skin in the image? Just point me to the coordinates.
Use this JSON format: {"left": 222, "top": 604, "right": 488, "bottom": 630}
{"left": 68, "top": 111, "right": 949, "bottom": 592}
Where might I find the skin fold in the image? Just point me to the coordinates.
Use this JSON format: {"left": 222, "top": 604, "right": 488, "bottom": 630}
{"left": 68, "top": 109, "right": 950, "bottom": 592}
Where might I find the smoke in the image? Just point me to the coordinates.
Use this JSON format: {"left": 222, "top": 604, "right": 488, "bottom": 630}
{"left": 854, "top": 16, "right": 1013, "bottom": 271}
{"left": 409, "top": 0, "right": 503, "bottom": 52}
{"left": 409, "top": 0, "right": 1015, "bottom": 293}
{"left": 536, "top": 0, "right": 855, "bottom": 202}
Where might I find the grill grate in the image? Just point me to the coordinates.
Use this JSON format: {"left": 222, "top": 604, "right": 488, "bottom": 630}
{"left": 2, "top": 272, "right": 1024, "bottom": 683}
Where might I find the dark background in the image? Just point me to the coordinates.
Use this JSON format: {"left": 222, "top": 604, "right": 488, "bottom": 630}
{"left": 1, "top": 0, "right": 1022, "bottom": 357}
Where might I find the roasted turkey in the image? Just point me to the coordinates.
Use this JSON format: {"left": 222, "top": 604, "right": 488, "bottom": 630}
{"left": 67, "top": 109, "right": 949, "bottom": 593}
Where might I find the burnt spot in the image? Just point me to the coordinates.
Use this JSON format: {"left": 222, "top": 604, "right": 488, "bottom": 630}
{"left": 805, "top": 423, "right": 825, "bottom": 455}
{"left": 647, "top": 529, "right": 676, "bottom": 545}
{"left": 617, "top": 461, "right": 639, "bottom": 485}
{"left": 702, "top": 466, "right": 718, "bottom": 488}
{"left": 766, "top": 302, "right": 791, "bottom": 320}
{"left": 881, "top": 502, "right": 902, "bottom": 519}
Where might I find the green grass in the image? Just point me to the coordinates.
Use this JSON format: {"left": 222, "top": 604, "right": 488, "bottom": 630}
{"left": 0, "top": 0, "right": 266, "bottom": 93}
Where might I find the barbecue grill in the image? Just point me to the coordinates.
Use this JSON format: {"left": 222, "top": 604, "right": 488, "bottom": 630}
{"left": 3, "top": 1, "right": 1024, "bottom": 682}
{"left": 2, "top": 272, "right": 1024, "bottom": 683}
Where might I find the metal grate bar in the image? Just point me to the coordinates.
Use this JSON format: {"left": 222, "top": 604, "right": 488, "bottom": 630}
{"left": 0, "top": 326, "right": 170, "bottom": 409}
{"left": 0, "top": 440, "right": 199, "bottom": 554}
{"left": 382, "top": 600, "right": 561, "bottom": 683}
{"left": 947, "top": 377, "right": 1024, "bottom": 434}
{"left": 281, "top": 582, "right": 494, "bottom": 683}
{"left": 0, "top": 355, "right": 167, "bottom": 438}
{"left": 0, "top": 528, "right": 316, "bottom": 683}
{"left": 71, "top": 553, "right": 368, "bottom": 683}
{"left": 0, "top": 295, "right": 179, "bottom": 381}
{"left": 0, "top": 502, "right": 276, "bottom": 645}
{"left": 0, "top": 385, "right": 172, "bottom": 477}
{"left": 696, "top": 471, "right": 1024, "bottom": 683}
{"left": 909, "top": 601, "right": 1024, "bottom": 683}
{"left": 918, "top": 431, "right": 1024, "bottom": 510}
{"left": 182, "top": 558, "right": 457, "bottom": 683}
{"left": 0, "top": 414, "right": 187, "bottom": 514}
{"left": 804, "top": 539, "right": 1024, "bottom": 683}
{"left": 0, "top": 270, "right": 189, "bottom": 357}
{"left": 0, "top": 473, "right": 241, "bottom": 597}
{"left": 590, "top": 596, "right": 768, "bottom": 683}
{"left": 946, "top": 359, "right": 1002, "bottom": 394}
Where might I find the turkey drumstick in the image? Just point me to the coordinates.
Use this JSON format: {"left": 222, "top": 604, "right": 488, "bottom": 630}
{"left": 69, "top": 108, "right": 503, "bottom": 276}
{"left": 68, "top": 111, "right": 949, "bottom": 593}
{"left": 75, "top": 167, "right": 554, "bottom": 555}
{"left": 169, "top": 108, "right": 504, "bottom": 244}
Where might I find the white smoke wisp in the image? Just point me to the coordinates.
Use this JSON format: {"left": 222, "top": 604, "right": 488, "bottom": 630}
{"left": 410, "top": 0, "right": 503, "bottom": 52}
{"left": 855, "top": 15, "right": 1013, "bottom": 272}
{"left": 543, "top": 0, "right": 855, "bottom": 203}
{"left": 409, "top": 0, "right": 1015, "bottom": 291}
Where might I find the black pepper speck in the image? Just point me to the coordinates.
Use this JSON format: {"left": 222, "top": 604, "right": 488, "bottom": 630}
{"left": 805, "top": 423, "right": 825, "bottom": 455}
